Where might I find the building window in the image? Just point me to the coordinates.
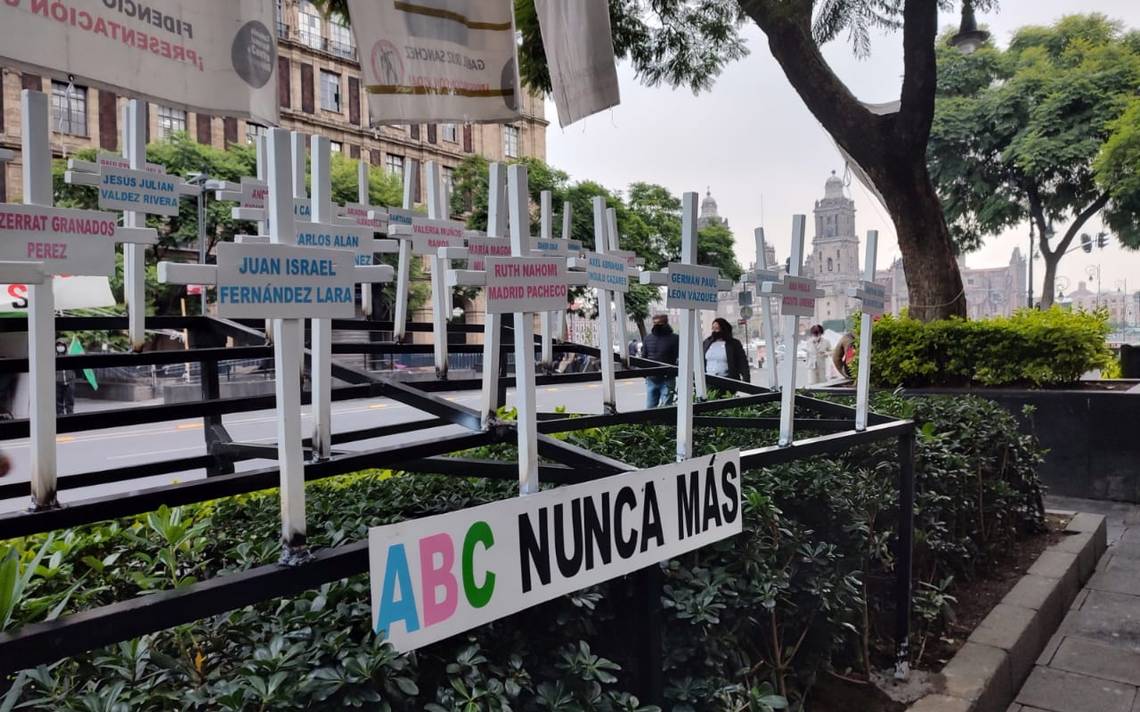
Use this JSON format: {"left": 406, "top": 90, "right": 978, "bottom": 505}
{"left": 503, "top": 125, "right": 519, "bottom": 158}
{"left": 275, "top": 0, "right": 287, "bottom": 38}
{"left": 320, "top": 71, "right": 341, "bottom": 112}
{"left": 330, "top": 140, "right": 342, "bottom": 153}
{"left": 328, "top": 14, "right": 355, "bottom": 59}
{"left": 385, "top": 153, "right": 404, "bottom": 178}
{"left": 827, "top": 257, "right": 833, "bottom": 272}
{"left": 245, "top": 122, "right": 267, "bottom": 145}
{"left": 51, "top": 81, "right": 87, "bottom": 137}
{"left": 299, "top": 1, "right": 322, "bottom": 50}
{"left": 156, "top": 105, "right": 187, "bottom": 139}
{"left": 442, "top": 123, "right": 458, "bottom": 142}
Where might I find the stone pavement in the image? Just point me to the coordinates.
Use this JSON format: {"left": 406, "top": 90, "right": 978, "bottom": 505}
{"left": 1011, "top": 496, "right": 1140, "bottom": 712}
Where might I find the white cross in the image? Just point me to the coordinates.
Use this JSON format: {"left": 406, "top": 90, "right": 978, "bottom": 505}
{"left": 64, "top": 99, "right": 193, "bottom": 350}
{"left": 390, "top": 163, "right": 418, "bottom": 344}
{"left": 761, "top": 215, "right": 824, "bottom": 446}
{"left": 639, "top": 193, "right": 732, "bottom": 461}
{"left": 12, "top": 90, "right": 157, "bottom": 510}
{"left": 158, "top": 128, "right": 393, "bottom": 558}
{"left": 338, "top": 159, "right": 390, "bottom": 318}
{"left": 848, "top": 230, "right": 884, "bottom": 431}
{"left": 538, "top": 191, "right": 558, "bottom": 373}
{"left": 753, "top": 227, "right": 781, "bottom": 391}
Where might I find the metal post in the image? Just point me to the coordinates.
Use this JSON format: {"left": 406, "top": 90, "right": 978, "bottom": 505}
{"left": 358, "top": 160, "right": 374, "bottom": 317}
{"left": 22, "top": 90, "right": 58, "bottom": 510}
{"left": 268, "top": 128, "right": 308, "bottom": 561}
{"left": 1027, "top": 222, "right": 1034, "bottom": 309}
{"left": 508, "top": 165, "right": 539, "bottom": 495}
{"left": 895, "top": 427, "right": 916, "bottom": 680}
{"left": 778, "top": 217, "right": 807, "bottom": 447}
{"left": 393, "top": 162, "right": 415, "bottom": 343}
{"left": 426, "top": 162, "right": 449, "bottom": 379}
{"left": 607, "top": 208, "right": 630, "bottom": 369}
{"left": 310, "top": 136, "right": 333, "bottom": 461}
{"left": 479, "top": 163, "right": 508, "bottom": 426}
{"left": 593, "top": 198, "right": 617, "bottom": 414}
{"left": 124, "top": 100, "right": 147, "bottom": 351}
{"left": 676, "top": 193, "right": 698, "bottom": 462}
{"left": 855, "top": 231, "right": 878, "bottom": 431}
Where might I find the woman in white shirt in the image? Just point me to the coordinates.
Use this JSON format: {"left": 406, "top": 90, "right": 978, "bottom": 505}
{"left": 702, "top": 318, "right": 750, "bottom": 382}
{"left": 806, "top": 324, "right": 832, "bottom": 384}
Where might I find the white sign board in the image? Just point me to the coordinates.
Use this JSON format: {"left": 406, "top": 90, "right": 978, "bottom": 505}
{"left": 0, "top": 276, "right": 115, "bottom": 311}
{"left": 214, "top": 242, "right": 356, "bottom": 319}
{"left": 97, "top": 156, "right": 180, "bottom": 216}
{"left": 0, "top": 0, "right": 279, "bottom": 125}
{"left": 484, "top": 256, "right": 567, "bottom": 314}
{"left": 778, "top": 276, "right": 819, "bottom": 317}
{"left": 466, "top": 235, "right": 511, "bottom": 271}
{"left": 346, "top": 0, "right": 521, "bottom": 124}
{"left": 410, "top": 217, "right": 466, "bottom": 256}
{"left": 0, "top": 204, "right": 116, "bottom": 275}
{"left": 294, "top": 223, "right": 374, "bottom": 266}
{"left": 388, "top": 207, "right": 417, "bottom": 227}
{"left": 586, "top": 253, "right": 628, "bottom": 293}
{"left": 340, "top": 203, "right": 388, "bottom": 232}
{"left": 531, "top": 237, "right": 582, "bottom": 254}
{"left": 857, "top": 281, "right": 886, "bottom": 317}
{"left": 240, "top": 177, "right": 268, "bottom": 209}
{"left": 369, "top": 450, "right": 742, "bottom": 652}
{"left": 666, "top": 262, "right": 720, "bottom": 311}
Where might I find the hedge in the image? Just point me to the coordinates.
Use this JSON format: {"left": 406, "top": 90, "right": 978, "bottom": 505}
{"left": 0, "top": 395, "right": 1045, "bottom": 710}
{"left": 865, "top": 307, "right": 1114, "bottom": 388}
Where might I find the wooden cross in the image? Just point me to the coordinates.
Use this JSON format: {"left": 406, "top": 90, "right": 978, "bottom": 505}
{"left": 753, "top": 227, "right": 781, "bottom": 391}
{"left": 13, "top": 90, "right": 157, "bottom": 510}
{"left": 65, "top": 98, "right": 190, "bottom": 350}
{"left": 639, "top": 193, "right": 732, "bottom": 461}
{"left": 159, "top": 128, "right": 393, "bottom": 560}
{"left": 848, "top": 230, "right": 885, "bottom": 431}
{"left": 761, "top": 215, "right": 824, "bottom": 446}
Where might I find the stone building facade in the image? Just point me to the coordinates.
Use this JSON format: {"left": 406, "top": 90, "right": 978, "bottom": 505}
{"left": 0, "top": 0, "right": 547, "bottom": 204}
{"left": 803, "top": 172, "right": 862, "bottom": 328}
{"left": 876, "top": 250, "right": 1027, "bottom": 320}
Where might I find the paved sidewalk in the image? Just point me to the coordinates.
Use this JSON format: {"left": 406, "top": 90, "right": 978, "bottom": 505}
{"left": 1011, "top": 496, "right": 1140, "bottom": 712}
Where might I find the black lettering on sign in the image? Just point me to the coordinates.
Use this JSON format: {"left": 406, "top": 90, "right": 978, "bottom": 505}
{"left": 583, "top": 493, "right": 612, "bottom": 570}
{"left": 554, "top": 499, "right": 584, "bottom": 578}
{"left": 640, "top": 482, "right": 664, "bottom": 553}
{"left": 676, "top": 469, "right": 701, "bottom": 540}
{"left": 702, "top": 462, "right": 724, "bottom": 531}
{"left": 518, "top": 509, "right": 549, "bottom": 593}
{"left": 721, "top": 461, "right": 740, "bottom": 524}
{"left": 614, "top": 486, "right": 638, "bottom": 559}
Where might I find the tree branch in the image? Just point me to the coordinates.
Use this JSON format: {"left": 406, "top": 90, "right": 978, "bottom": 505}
{"left": 897, "top": 0, "right": 940, "bottom": 145}
{"left": 1057, "top": 192, "right": 1112, "bottom": 256}
{"left": 738, "top": 0, "right": 882, "bottom": 159}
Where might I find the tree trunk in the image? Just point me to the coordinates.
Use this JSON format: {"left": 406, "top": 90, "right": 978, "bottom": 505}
{"left": 635, "top": 317, "right": 647, "bottom": 340}
{"left": 1040, "top": 252, "right": 1059, "bottom": 309}
{"left": 877, "top": 162, "right": 967, "bottom": 321}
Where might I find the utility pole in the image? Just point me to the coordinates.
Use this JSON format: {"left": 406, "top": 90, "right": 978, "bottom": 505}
{"left": 1027, "top": 221, "right": 1034, "bottom": 309}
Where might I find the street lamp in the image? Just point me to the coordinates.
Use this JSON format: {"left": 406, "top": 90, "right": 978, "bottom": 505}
{"left": 950, "top": 0, "right": 991, "bottom": 54}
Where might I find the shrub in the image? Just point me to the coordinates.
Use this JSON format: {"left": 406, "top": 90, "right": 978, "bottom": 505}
{"left": 0, "top": 395, "right": 1044, "bottom": 710}
{"left": 865, "top": 307, "right": 1114, "bottom": 388}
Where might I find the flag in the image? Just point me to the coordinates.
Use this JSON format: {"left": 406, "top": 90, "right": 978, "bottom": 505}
{"left": 68, "top": 337, "right": 98, "bottom": 392}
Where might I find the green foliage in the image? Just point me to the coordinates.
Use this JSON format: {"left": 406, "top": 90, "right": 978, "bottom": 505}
{"left": 865, "top": 308, "right": 1114, "bottom": 387}
{"left": 929, "top": 14, "right": 1140, "bottom": 261}
{"left": 1, "top": 393, "right": 1043, "bottom": 709}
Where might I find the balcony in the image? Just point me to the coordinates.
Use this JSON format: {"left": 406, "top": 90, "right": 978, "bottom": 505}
{"left": 276, "top": 21, "right": 289, "bottom": 39}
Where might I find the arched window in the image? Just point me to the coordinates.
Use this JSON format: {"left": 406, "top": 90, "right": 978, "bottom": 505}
{"left": 827, "top": 257, "right": 834, "bottom": 272}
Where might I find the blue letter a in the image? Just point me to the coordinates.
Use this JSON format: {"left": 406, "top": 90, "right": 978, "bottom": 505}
{"left": 375, "top": 543, "right": 421, "bottom": 638}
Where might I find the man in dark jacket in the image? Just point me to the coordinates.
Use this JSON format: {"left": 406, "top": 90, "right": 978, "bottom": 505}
{"left": 641, "top": 313, "right": 679, "bottom": 407}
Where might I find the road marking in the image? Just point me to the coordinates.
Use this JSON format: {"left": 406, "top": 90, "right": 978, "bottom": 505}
{"left": 547, "top": 387, "right": 560, "bottom": 392}
{"left": 56, "top": 435, "right": 75, "bottom": 443}
{"left": 176, "top": 423, "right": 204, "bottom": 431}
{"left": 108, "top": 444, "right": 205, "bottom": 460}
{"left": 369, "top": 404, "right": 387, "bottom": 409}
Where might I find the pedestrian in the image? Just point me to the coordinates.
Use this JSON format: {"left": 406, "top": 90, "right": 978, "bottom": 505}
{"left": 55, "top": 339, "right": 75, "bottom": 416}
{"left": 703, "top": 317, "right": 750, "bottom": 382}
{"left": 641, "top": 312, "right": 679, "bottom": 408}
{"left": 805, "top": 324, "right": 832, "bottom": 385}
{"left": 832, "top": 331, "right": 856, "bottom": 379}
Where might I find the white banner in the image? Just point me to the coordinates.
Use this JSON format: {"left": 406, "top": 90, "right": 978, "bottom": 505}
{"left": 534, "top": 0, "right": 620, "bottom": 127}
{"left": 369, "top": 450, "right": 742, "bottom": 652}
{"left": 0, "top": 276, "right": 116, "bottom": 312}
{"left": 346, "top": 0, "right": 521, "bottom": 124}
{"left": 0, "top": 0, "right": 279, "bottom": 125}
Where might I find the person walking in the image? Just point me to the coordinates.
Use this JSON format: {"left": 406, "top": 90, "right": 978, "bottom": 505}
{"left": 806, "top": 324, "right": 832, "bottom": 385}
{"left": 703, "top": 318, "right": 750, "bottom": 383}
{"left": 641, "top": 312, "right": 679, "bottom": 407}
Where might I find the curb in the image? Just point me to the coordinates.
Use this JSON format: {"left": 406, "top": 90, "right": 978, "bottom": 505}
{"left": 907, "top": 512, "right": 1107, "bottom": 712}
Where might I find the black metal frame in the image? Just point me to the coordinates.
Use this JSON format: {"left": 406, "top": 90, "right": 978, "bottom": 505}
{"left": 0, "top": 316, "right": 915, "bottom": 703}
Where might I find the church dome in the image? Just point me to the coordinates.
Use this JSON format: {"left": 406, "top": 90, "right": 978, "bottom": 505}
{"left": 701, "top": 188, "right": 719, "bottom": 218}
{"left": 824, "top": 170, "right": 845, "bottom": 199}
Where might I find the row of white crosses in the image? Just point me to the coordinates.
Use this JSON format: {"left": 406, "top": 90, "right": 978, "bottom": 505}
{"left": 1, "top": 90, "right": 161, "bottom": 510}
{"left": 64, "top": 99, "right": 198, "bottom": 350}
{"left": 752, "top": 227, "right": 781, "bottom": 391}
{"left": 159, "top": 128, "right": 392, "bottom": 557}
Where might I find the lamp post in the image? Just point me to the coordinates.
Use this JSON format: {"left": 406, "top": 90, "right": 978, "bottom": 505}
{"left": 949, "top": 0, "right": 991, "bottom": 54}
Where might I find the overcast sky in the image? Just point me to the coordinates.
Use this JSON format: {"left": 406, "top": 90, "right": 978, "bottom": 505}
{"left": 546, "top": 1, "right": 1140, "bottom": 301}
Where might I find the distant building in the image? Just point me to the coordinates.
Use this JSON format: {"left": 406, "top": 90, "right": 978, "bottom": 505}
{"left": 1064, "top": 281, "right": 1139, "bottom": 328}
{"left": 803, "top": 171, "right": 861, "bottom": 329}
{"left": 698, "top": 189, "right": 724, "bottom": 229}
{"left": 877, "top": 250, "right": 1027, "bottom": 320}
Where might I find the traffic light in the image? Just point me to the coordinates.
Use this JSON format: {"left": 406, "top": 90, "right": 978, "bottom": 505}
{"left": 1081, "top": 233, "right": 1093, "bottom": 253}
{"left": 1097, "top": 232, "right": 1109, "bottom": 249}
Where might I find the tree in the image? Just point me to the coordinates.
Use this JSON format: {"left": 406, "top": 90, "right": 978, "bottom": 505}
{"left": 318, "top": 0, "right": 978, "bottom": 320}
{"left": 928, "top": 15, "right": 1140, "bottom": 307}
